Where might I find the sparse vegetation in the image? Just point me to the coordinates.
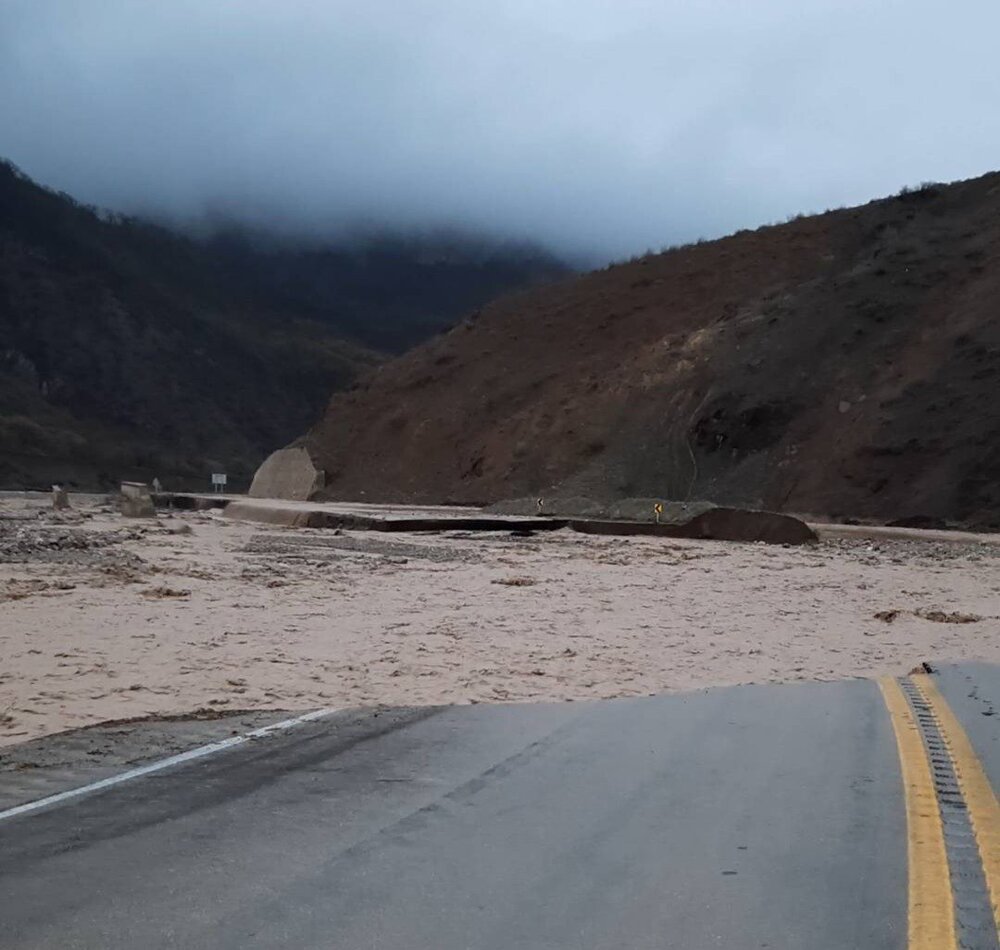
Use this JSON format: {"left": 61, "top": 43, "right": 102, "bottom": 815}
{"left": 301, "top": 169, "right": 1000, "bottom": 528}
{"left": 897, "top": 181, "right": 943, "bottom": 198}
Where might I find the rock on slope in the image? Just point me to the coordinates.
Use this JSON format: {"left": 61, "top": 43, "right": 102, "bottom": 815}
{"left": 289, "top": 173, "right": 1000, "bottom": 528}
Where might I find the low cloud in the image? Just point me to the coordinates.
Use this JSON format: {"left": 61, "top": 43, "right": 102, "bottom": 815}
{"left": 3, "top": 0, "right": 999, "bottom": 258}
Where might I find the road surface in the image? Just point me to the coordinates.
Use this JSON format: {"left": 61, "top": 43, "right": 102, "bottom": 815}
{"left": 1, "top": 664, "right": 997, "bottom": 949}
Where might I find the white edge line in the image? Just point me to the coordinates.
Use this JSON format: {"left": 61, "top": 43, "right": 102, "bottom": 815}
{"left": 0, "top": 707, "right": 337, "bottom": 824}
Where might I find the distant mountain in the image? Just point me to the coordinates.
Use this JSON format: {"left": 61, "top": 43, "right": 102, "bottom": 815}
{"left": 202, "top": 228, "right": 569, "bottom": 353}
{"left": 0, "top": 161, "right": 567, "bottom": 490}
{"left": 291, "top": 172, "right": 1000, "bottom": 528}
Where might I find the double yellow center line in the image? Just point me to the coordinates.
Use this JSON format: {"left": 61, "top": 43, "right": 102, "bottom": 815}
{"left": 879, "top": 674, "right": 999, "bottom": 949}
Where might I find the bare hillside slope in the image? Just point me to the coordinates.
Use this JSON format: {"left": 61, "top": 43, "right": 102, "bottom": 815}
{"left": 298, "top": 173, "right": 1000, "bottom": 527}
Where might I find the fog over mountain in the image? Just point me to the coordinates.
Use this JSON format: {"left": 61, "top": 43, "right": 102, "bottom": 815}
{"left": 3, "top": 0, "right": 1000, "bottom": 259}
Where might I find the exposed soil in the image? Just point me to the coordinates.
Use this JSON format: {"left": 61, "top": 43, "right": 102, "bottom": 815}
{"left": 299, "top": 173, "right": 1000, "bottom": 528}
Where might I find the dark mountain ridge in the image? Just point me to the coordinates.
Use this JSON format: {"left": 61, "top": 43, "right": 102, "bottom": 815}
{"left": 203, "top": 227, "right": 568, "bottom": 352}
{"left": 0, "top": 161, "right": 566, "bottom": 489}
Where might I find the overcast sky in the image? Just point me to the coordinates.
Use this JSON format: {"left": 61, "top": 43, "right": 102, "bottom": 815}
{"left": 2, "top": 0, "right": 999, "bottom": 260}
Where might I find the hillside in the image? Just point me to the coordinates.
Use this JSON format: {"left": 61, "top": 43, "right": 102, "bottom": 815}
{"left": 0, "top": 161, "right": 565, "bottom": 489}
{"left": 293, "top": 172, "right": 1000, "bottom": 528}
{"left": 204, "top": 229, "right": 569, "bottom": 353}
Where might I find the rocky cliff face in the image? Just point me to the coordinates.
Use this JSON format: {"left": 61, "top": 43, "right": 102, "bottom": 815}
{"left": 292, "top": 173, "right": 1000, "bottom": 527}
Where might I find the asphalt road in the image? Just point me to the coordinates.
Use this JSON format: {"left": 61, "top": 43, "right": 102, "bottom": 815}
{"left": 1, "top": 665, "right": 997, "bottom": 950}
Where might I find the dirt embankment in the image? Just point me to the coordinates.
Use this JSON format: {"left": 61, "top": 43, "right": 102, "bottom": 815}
{"left": 292, "top": 173, "right": 1000, "bottom": 528}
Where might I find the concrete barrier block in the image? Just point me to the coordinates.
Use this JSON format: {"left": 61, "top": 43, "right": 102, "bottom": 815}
{"left": 120, "top": 481, "right": 156, "bottom": 518}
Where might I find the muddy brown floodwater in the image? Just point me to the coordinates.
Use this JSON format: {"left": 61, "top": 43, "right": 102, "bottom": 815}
{"left": 2, "top": 495, "right": 999, "bottom": 749}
